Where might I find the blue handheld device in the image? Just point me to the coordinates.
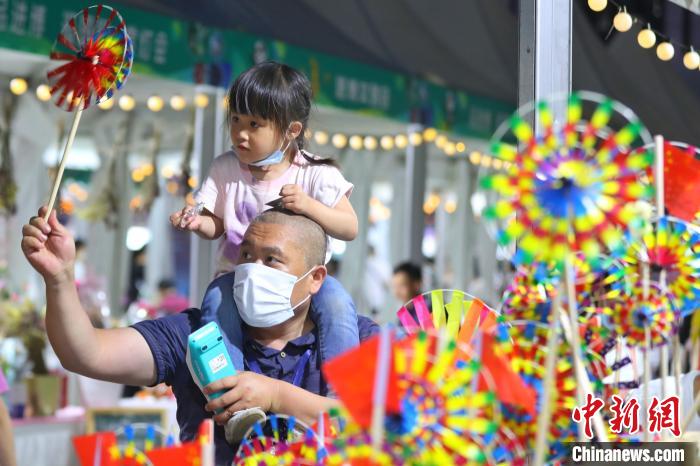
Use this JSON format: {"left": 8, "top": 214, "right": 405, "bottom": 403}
{"left": 187, "top": 322, "right": 237, "bottom": 403}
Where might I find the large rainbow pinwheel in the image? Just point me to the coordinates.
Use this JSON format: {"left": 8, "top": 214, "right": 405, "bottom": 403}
{"left": 48, "top": 5, "right": 132, "bottom": 111}
{"left": 43, "top": 5, "right": 134, "bottom": 221}
{"left": 323, "top": 330, "right": 500, "bottom": 465}
{"left": 482, "top": 92, "right": 653, "bottom": 267}
{"left": 609, "top": 216, "right": 700, "bottom": 316}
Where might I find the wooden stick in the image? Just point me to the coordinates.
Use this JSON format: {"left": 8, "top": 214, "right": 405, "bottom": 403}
{"left": 44, "top": 105, "right": 84, "bottom": 220}
{"left": 532, "top": 287, "right": 561, "bottom": 466}
{"left": 642, "top": 262, "right": 651, "bottom": 442}
{"left": 559, "top": 307, "right": 609, "bottom": 442}
{"left": 371, "top": 325, "right": 391, "bottom": 451}
{"left": 564, "top": 253, "right": 588, "bottom": 441}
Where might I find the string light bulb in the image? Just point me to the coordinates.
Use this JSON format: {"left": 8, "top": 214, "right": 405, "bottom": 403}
{"left": 147, "top": 95, "right": 164, "bottom": 112}
{"left": 637, "top": 25, "right": 656, "bottom": 49}
{"left": 314, "top": 131, "right": 329, "bottom": 145}
{"left": 422, "top": 127, "right": 437, "bottom": 142}
{"left": 380, "top": 135, "right": 394, "bottom": 150}
{"left": 9, "top": 78, "right": 27, "bottom": 95}
{"left": 332, "top": 133, "right": 347, "bottom": 149}
{"left": 409, "top": 132, "right": 422, "bottom": 146}
{"left": 395, "top": 134, "right": 408, "bottom": 149}
{"left": 587, "top": 0, "right": 607, "bottom": 12}
{"left": 456, "top": 142, "right": 466, "bottom": 153}
{"left": 656, "top": 41, "right": 675, "bottom": 61}
{"left": 363, "top": 136, "right": 378, "bottom": 151}
{"left": 684, "top": 47, "right": 700, "bottom": 70}
{"left": 613, "top": 7, "right": 632, "bottom": 33}
{"left": 444, "top": 142, "right": 456, "bottom": 156}
{"left": 435, "top": 134, "right": 448, "bottom": 149}
{"left": 35, "top": 84, "right": 51, "bottom": 101}
{"left": 98, "top": 98, "right": 114, "bottom": 110}
{"left": 118, "top": 95, "right": 135, "bottom": 111}
{"left": 194, "top": 93, "right": 209, "bottom": 108}
{"left": 349, "top": 135, "right": 363, "bottom": 150}
{"left": 170, "top": 95, "right": 186, "bottom": 111}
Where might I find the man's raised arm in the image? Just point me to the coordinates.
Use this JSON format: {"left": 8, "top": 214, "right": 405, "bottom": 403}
{"left": 21, "top": 208, "right": 157, "bottom": 387}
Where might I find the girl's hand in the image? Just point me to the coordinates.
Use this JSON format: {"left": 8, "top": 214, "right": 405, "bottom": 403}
{"left": 279, "top": 184, "right": 312, "bottom": 214}
{"left": 21, "top": 207, "right": 76, "bottom": 285}
{"left": 170, "top": 205, "right": 203, "bottom": 232}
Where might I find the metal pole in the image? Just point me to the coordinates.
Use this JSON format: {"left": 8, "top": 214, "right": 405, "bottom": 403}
{"left": 189, "top": 87, "right": 226, "bottom": 306}
{"left": 404, "top": 123, "right": 427, "bottom": 264}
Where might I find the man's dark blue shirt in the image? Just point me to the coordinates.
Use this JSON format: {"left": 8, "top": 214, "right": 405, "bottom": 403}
{"left": 132, "top": 307, "right": 378, "bottom": 465}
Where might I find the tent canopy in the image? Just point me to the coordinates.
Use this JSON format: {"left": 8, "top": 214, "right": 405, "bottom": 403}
{"left": 115, "top": 0, "right": 700, "bottom": 145}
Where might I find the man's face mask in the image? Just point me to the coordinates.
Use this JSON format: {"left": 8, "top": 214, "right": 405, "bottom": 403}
{"left": 233, "top": 262, "right": 315, "bottom": 328}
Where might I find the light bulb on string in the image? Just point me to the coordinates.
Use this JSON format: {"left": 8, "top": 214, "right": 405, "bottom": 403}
{"left": 363, "top": 136, "right": 378, "bottom": 151}
{"left": 380, "top": 135, "right": 394, "bottom": 150}
{"left": 613, "top": 7, "right": 633, "bottom": 33}
{"left": 170, "top": 95, "right": 187, "bottom": 111}
{"left": 684, "top": 47, "right": 700, "bottom": 70}
{"left": 588, "top": 0, "right": 607, "bottom": 12}
{"left": 35, "top": 84, "right": 51, "bottom": 101}
{"left": 409, "top": 132, "right": 423, "bottom": 146}
{"left": 119, "top": 95, "right": 135, "bottom": 111}
{"left": 657, "top": 41, "right": 675, "bottom": 61}
{"left": 637, "top": 24, "right": 656, "bottom": 49}
{"left": 349, "top": 135, "right": 363, "bottom": 151}
{"left": 9, "top": 78, "right": 27, "bottom": 95}
{"left": 98, "top": 98, "right": 114, "bottom": 110}
{"left": 422, "top": 127, "right": 437, "bottom": 142}
{"left": 456, "top": 142, "right": 466, "bottom": 153}
{"left": 147, "top": 95, "right": 164, "bottom": 112}
{"left": 332, "top": 133, "right": 347, "bottom": 149}
{"left": 395, "top": 134, "right": 408, "bottom": 149}
{"left": 314, "top": 131, "right": 329, "bottom": 145}
{"left": 194, "top": 93, "right": 209, "bottom": 108}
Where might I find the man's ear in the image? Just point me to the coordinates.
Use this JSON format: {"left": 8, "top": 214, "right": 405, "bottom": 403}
{"left": 287, "top": 121, "right": 303, "bottom": 140}
{"left": 308, "top": 265, "right": 327, "bottom": 295}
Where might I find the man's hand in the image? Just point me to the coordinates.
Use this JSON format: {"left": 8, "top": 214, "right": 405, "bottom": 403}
{"left": 279, "top": 184, "right": 312, "bottom": 214}
{"left": 21, "top": 207, "right": 75, "bottom": 285}
{"left": 204, "top": 372, "right": 281, "bottom": 425}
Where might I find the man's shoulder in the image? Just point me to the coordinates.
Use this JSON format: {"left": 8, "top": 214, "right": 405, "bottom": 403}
{"left": 132, "top": 308, "right": 202, "bottom": 343}
{"left": 358, "top": 315, "right": 380, "bottom": 341}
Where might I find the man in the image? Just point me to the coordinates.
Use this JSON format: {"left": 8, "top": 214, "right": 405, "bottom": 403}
{"left": 0, "top": 370, "right": 16, "bottom": 466}
{"left": 21, "top": 207, "right": 377, "bottom": 465}
{"left": 391, "top": 261, "right": 424, "bottom": 304}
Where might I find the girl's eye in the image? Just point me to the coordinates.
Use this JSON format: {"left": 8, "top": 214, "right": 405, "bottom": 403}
{"left": 266, "top": 256, "right": 278, "bottom": 264}
{"left": 231, "top": 116, "right": 239, "bottom": 123}
{"left": 250, "top": 121, "right": 259, "bottom": 128}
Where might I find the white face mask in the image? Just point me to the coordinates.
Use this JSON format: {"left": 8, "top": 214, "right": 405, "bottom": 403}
{"left": 233, "top": 263, "right": 315, "bottom": 328}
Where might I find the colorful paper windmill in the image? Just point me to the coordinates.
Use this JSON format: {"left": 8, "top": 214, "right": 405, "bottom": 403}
{"left": 609, "top": 216, "right": 700, "bottom": 316}
{"left": 395, "top": 290, "right": 537, "bottom": 413}
{"left": 605, "top": 282, "right": 679, "bottom": 348}
{"left": 44, "top": 4, "right": 133, "bottom": 220}
{"left": 48, "top": 5, "right": 131, "bottom": 111}
{"left": 482, "top": 92, "right": 653, "bottom": 267}
{"left": 493, "top": 321, "right": 578, "bottom": 461}
{"left": 323, "top": 331, "right": 500, "bottom": 465}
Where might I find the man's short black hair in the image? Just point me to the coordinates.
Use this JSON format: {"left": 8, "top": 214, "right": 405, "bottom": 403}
{"left": 393, "top": 262, "right": 422, "bottom": 282}
{"left": 251, "top": 207, "right": 327, "bottom": 268}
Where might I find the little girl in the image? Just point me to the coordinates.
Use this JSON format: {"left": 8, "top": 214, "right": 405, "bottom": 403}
{"left": 170, "top": 61, "right": 360, "bottom": 366}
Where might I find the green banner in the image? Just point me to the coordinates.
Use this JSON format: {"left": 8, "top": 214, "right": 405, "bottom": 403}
{"left": 0, "top": 0, "right": 514, "bottom": 138}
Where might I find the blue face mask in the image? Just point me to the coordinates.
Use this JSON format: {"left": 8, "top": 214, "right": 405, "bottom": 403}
{"left": 248, "top": 136, "right": 293, "bottom": 167}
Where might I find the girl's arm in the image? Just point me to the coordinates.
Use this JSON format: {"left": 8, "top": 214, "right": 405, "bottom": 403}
{"left": 279, "top": 185, "right": 358, "bottom": 241}
{"left": 305, "top": 195, "right": 358, "bottom": 241}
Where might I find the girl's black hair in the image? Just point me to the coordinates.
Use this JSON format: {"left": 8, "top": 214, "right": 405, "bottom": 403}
{"left": 227, "top": 61, "right": 336, "bottom": 167}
